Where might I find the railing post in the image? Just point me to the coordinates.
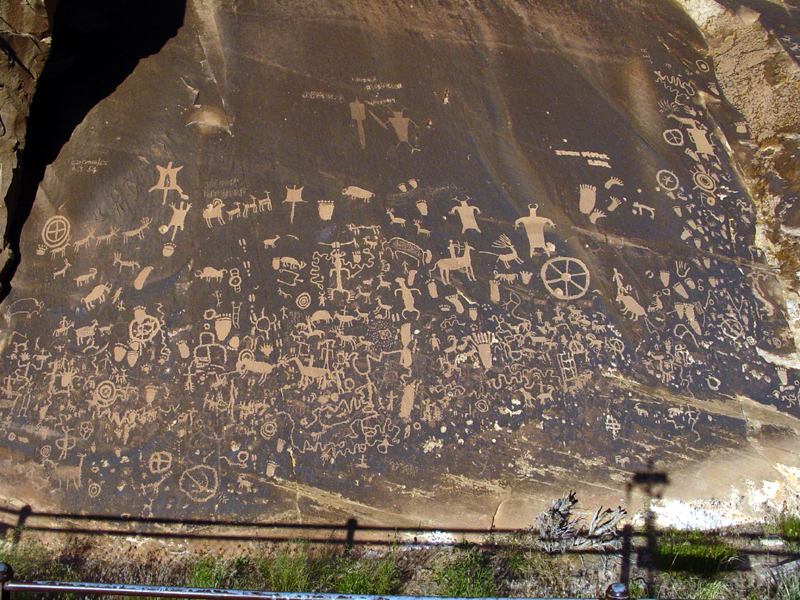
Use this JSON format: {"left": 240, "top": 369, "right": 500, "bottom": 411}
{"left": 0, "top": 562, "right": 13, "bottom": 600}
{"left": 604, "top": 582, "right": 633, "bottom": 600}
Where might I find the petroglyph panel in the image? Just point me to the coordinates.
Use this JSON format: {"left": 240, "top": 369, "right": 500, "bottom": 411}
{"left": 0, "top": 0, "right": 798, "bottom": 524}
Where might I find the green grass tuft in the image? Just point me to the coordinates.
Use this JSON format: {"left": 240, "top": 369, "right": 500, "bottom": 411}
{"left": 187, "top": 555, "right": 248, "bottom": 589}
{"left": 434, "top": 545, "right": 496, "bottom": 598}
{"left": 253, "top": 542, "right": 339, "bottom": 593}
{"left": 653, "top": 530, "right": 741, "bottom": 576}
{"left": 775, "top": 573, "right": 800, "bottom": 600}
{"left": 778, "top": 513, "right": 800, "bottom": 542}
{"left": 330, "top": 554, "right": 402, "bottom": 595}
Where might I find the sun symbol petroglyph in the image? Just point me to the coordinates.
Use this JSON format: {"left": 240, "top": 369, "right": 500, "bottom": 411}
{"left": 260, "top": 420, "right": 277, "bottom": 439}
{"left": 296, "top": 292, "right": 312, "bottom": 309}
{"left": 91, "top": 380, "right": 117, "bottom": 409}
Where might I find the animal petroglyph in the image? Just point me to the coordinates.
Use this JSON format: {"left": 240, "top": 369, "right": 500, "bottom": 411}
{"left": 81, "top": 284, "right": 112, "bottom": 309}
{"left": 196, "top": 267, "right": 226, "bottom": 282}
{"left": 123, "top": 218, "right": 152, "bottom": 243}
{"left": 342, "top": 186, "right": 375, "bottom": 202}
{"left": 203, "top": 199, "right": 225, "bottom": 227}
{"left": 480, "top": 235, "right": 522, "bottom": 268}
{"left": 159, "top": 203, "right": 191, "bottom": 241}
{"left": 436, "top": 241, "right": 475, "bottom": 285}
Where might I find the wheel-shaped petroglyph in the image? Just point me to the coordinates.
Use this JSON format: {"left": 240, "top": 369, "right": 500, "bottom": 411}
{"left": 540, "top": 257, "right": 590, "bottom": 300}
{"left": 42, "top": 216, "right": 71, "bottom": 248}
{"left": 662, "top": 129, "right": 684, "bottom": 146}
{"left": 129, "top": 309, "right": 161, "bottom": 343}
{"left": 656, "top": 169, "right": 679, "bottom": 191}
{"left": 179, "top": 465, "right": 218, "bottom": 502}
{"left": 148, "top": 451, "right": 173, "bottom": 474}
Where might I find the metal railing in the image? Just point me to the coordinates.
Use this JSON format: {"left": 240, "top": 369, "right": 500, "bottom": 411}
{"left": 0, "top": 563, "right": 633, "bottom": 600}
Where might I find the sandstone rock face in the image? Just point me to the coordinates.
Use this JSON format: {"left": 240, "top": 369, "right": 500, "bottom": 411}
{"left": 1, "top": 0, "right": 799, "bottom": 529}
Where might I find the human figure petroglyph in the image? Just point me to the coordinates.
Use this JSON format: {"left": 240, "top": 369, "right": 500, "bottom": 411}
{"left": 350, "top": 98, "right": 367, "bottom": 148}
{"left": 370, "top": 107, "right": 419, "bottom": 151}
{"left": 449, "top": 197, "right": 481, "bottom": 233}
{"left": 394, "top": 277, "right": 420, "bottom": 319}
{"left": 53, "top": 317, "right": 74, "bottom": 338}
{"left": 319, "top": 241, "right": 355, "bottom": 294}
{"left": 159, "top": 202, "right": 191, "bottom": 241}
{"left": 203, "top": 199, "right": 225, "bottom": 227}
{"left": 435, "top": 241, "right": 475, "bottom": 285}
{"left": 515, "top": 204, "right": 555, "bottom": 256}
{"left": 149, "top": 161, "right": 189, "bottom": 205}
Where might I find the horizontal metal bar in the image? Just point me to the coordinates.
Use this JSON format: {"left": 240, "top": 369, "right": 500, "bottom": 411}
{"left": 3, "top": 581, "right": 586, "bottom": 600}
